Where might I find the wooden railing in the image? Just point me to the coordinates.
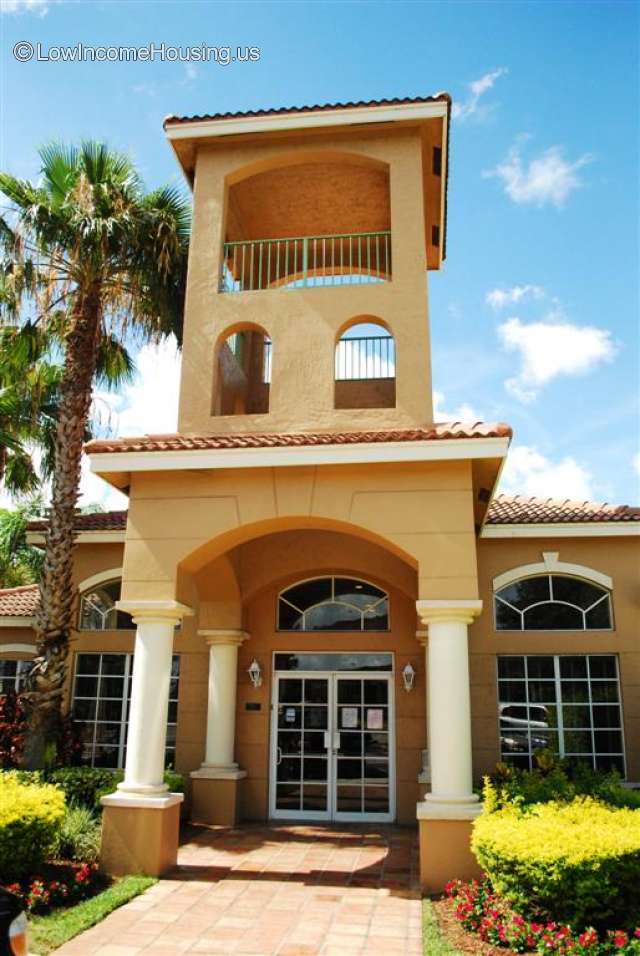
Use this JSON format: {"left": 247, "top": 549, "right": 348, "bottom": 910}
{"left": 220, "top": 230, "right": 391, "bottom": 292}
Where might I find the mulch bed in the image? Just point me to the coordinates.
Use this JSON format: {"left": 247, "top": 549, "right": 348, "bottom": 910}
{"left": 432, "top": 896, "right": 534, "bottom": 956}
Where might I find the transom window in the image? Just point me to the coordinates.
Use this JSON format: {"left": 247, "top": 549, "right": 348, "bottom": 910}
{"left": 0, "top": 659, "right": 31, "bottom": 694}
{"left": 277, "top": 577, "right": 389, "bottom": 632}
{"left": 498, "top": 655, "right": 625, "bottom": 775}
{"left": 494, "top": 574, "right": 612, "bottom": 631}
{"left": 72, "top": 653, "right": 179, "bottom": 769}
{"left": 79, "top": 580, "right": 134, "bottom": 631}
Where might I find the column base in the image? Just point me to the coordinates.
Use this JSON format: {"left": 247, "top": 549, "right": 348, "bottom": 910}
{"left": 100, "top": 792, "right": 183, "bottom": 877}
{"left": 417, "top": 801, "right": 483, "bottom": 894}
{"left": 190, "top": 767, "right": 247, "bottom": 826}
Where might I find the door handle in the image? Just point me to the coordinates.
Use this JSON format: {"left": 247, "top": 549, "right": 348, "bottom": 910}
{"left": 323, "top": 731, "right": 331, "bottom": 751}
{"left": 276, "top": 746, "right": 282, "bottom": 765}
{"left": 333, "top": 731, "right": 341, "bottom": 753}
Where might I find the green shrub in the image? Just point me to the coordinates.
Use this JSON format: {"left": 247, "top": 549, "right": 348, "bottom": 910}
{"left": 486, "top": 753, "right": 640, "bottom": 811}
{"left": 47, "top": 767, "right": 121, "bottom": 812}
{"left": 472, "top": 797, "right": 640, "bottom": 929}
{"left": 0, "top": 776, "right": 66, "bottom": 880}
{"left": 54, "top": 806, "right": 102, "bottom": 863}
{"left": 47, "top": 766, "right": 186, "bottom": 812}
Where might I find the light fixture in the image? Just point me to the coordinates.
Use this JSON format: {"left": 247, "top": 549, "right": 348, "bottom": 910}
{"left": 248, "top": 658, "right": 263, "bottom": 688}
{"left": 402, "top": 662, "right": 416, "bottom": 692}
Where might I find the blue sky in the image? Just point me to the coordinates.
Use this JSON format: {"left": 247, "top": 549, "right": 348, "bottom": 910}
{"left": 1, "top": 0, "right": 638, "bottom": 508}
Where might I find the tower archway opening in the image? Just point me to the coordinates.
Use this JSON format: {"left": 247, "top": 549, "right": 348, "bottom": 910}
{"left": 214, "top": 326, "right": 271, "bottom": 416}
{"left": 334, "top": 321, "right": 395, "bottom": 410}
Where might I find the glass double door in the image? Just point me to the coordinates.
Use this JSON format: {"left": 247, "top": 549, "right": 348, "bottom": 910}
{"left": 270, "top": 672, "right": 394, "bottom": 822}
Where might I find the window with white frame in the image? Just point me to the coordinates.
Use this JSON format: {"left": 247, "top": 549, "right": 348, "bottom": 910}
{"left": 277, "top": 576, "right": 389, "bottom": 631}
{"left": 79, "top": 579, "right": 135, "bottom": 631}
{"left": 72, "top": 653, "right": 179, "bottom": 769}
{"left": 494, "top": 574, "right": 612, "bottom": 631}
{"left": 498, "top": 655, "right": 625, "bottom": 775}
{"left": 0, "top": 659, "right": 31, "bottom": 694}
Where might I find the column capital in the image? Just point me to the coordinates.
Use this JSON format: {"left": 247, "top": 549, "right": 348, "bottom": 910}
{"left": 198, "top": 628, "right": 249, "bottom": 647}
{"left": 117, "top": 600, "right": 194, "bottom": 625}
{"left": 416, "top": 599, "right": 483, "bottom": 627}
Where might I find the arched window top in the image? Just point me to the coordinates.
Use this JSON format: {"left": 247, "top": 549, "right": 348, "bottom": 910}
{"left": 278, "top": 576, "right": 389, "bottom": 632}
{"left": 79, "top": 579, "right": 134, "bottom": 631}
{"left": 494, "top": 574, "right": 612, "bottom": 631}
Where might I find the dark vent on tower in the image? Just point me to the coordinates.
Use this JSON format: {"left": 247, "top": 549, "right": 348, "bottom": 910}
{"left": 431, "top": 225, "right": 440, "bottom": 247}
{"left": 432, "top": 146, "right": 442, "bottom": 176}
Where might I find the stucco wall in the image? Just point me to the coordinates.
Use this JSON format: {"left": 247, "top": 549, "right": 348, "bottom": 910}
{"left": 178, "top": 128, "right": 434, "bottom": 434}
{"left": 120, "top": 459, "right": 480, "bottom": 605}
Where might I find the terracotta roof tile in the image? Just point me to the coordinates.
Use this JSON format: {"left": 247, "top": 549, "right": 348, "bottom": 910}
{"left": 0, "top": 584, "right": 39, "bottom": 618}
{"left": 487, "top": 495, "right": 640, "bottom": 525}
{"left": 85, "top": 422, "right": 511, "bottom": 455}
{"left": 163, "top": 93, "right": 451, "bottom": 129}
{"left": 27, "top": 510, "right": 128, "bottom": 533}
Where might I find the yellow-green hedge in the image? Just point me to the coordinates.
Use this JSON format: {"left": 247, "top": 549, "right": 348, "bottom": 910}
{"left": 0, "top": 776, "right": 66, "bottom": 880}
{"left": 472, "top": 797, "right": 640, "bottom": 929}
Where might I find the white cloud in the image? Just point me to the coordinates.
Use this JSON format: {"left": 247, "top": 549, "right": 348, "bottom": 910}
{"left": 486, "top": 285, "right": 545, "bottom": 310}
{"left": 433, "top": 390, "right": 481, "bottom": 422}
{"left": 499, "top": 444, "right": 593, "bottom": 500}
{"left": 498, "top": 312, "right": 616, "bottom": 402}
{"left": 485, "top": 142, "right": 592, "bottom": 208}
{"left": 1, "top": 0, "right": 50, "bottom": 14}
{"left": 452, "top": 67, "right": 508, "bottom": 122}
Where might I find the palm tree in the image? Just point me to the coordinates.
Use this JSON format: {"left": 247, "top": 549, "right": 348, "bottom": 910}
{"left": 0, "top": 321, "right": 134, "bottom": 495}
{"left": 0, "top": 496, "right": 45, "bottom": 588}
{"left": 0, "top": 143, "right": 190, "bottom": 762}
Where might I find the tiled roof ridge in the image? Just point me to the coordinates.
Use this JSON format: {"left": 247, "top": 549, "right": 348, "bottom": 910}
{"left": 163, "top": 92, "right": 451, "bottom": 128}
{"left": 488, "top": 494, "right": 640, "bottom": 524}
{"left": 84, "top": 421, "right": 512, "bottom": 455}
{"left": 0, "top": 583, "right": 39, "bottom": 595}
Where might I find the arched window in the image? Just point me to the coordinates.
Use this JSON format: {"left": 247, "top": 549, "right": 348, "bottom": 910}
{"left": 494, "top": 575, "right": 612, "bottom": 631}
{"left": 214, "top": 326, "right": 271, "bottom": 416}
{"left": 334, "top": 321, "right": 395, "bottom": 410}
{"left": 79, "top": 579, "right": 134, "bottom": 631}
{"left": 278, "top": 576, "right": 389, "bottom": 632}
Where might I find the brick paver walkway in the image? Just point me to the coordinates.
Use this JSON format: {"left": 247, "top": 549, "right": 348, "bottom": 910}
{"left": 53, "top": 823, "right": 422, "bottom": 955}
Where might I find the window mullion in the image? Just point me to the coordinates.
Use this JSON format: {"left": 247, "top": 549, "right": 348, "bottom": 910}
{"left": 554, "top": 655, "right": 565, "bottom": 759}
{"left": 585, "top": 656, "right": 597, "bottom": 771}
{"left": 523, "top": 657, "right": 532, "bottom": 769}
{"left": 92, "top": 655, "right": 102, "bottom": 767}
{"left": 118, "top": 654, "right": 131, "bottom": 770}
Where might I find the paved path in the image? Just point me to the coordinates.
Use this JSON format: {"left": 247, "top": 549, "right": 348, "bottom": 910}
{"left": 53, "top": 823, "right": 422, "bottom": 955}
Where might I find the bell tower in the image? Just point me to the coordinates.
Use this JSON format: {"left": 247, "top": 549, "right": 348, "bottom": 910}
{"left": 164, "top": 95, "right": 450, "bottom": 435}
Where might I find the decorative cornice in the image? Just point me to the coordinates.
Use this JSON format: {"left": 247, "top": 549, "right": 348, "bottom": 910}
{"left": 416, "top": 599, "right": 483, "bottom": 627}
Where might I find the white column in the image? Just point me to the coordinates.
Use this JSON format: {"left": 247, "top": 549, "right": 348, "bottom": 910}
{"left": 192, "top": 629, "right": 248, "bottom": 780}
{"left": 115, "top": 601, "right": 193, "bottom": 797}
{"left": 416, "top": 599, "right": 482, "bottom": 818}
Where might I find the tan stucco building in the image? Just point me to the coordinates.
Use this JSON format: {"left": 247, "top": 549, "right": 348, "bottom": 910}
{"left": 1, "top": 94, "right": 638, "bottom": 889}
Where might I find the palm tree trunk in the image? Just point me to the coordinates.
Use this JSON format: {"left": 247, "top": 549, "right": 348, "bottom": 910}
{"left": 25, "top": 287, "right": 102, "bottom": 768}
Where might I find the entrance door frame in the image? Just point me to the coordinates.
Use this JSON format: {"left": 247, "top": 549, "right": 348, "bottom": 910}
{"left": 268, "top": 654, "right": 396, "bottom": 823}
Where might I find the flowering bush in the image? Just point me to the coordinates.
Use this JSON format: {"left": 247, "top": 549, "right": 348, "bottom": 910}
{"left": 472, "top": 797, "right": 640, "bottom": 928}
{"left": 2, "top": 862, "right": 102, "bottom": 914}
{"left": 0, "top": 775, "right": 66, "bottom": 880}
{"left": 445, "top": 879, "right": 640, "bottom": 955}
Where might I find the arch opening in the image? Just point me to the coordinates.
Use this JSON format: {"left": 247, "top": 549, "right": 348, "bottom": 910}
{"left": 213, "top": 324, "right": 271, "bottom": 417}
{"left": 220, "top": 155, "right": 391, "bottom": 292}
{"left": 334, "top": 320, "right": 396, "bottom": 410}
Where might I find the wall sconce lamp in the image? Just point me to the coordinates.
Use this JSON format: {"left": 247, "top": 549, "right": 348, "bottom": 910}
{"left": 248, "top": 658, "right": 263, "bottom": 688}
{"left": 402, "top": 662, "right": 416, "bottom": 692}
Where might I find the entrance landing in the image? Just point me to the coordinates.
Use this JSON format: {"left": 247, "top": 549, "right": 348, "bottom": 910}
{"left": 53, "top": 823, "right": 422, "bottom": 955}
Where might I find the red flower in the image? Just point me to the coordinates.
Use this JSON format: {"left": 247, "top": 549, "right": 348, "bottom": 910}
{"left": 612, "top": 930, "right": 628, "bottom": 947}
